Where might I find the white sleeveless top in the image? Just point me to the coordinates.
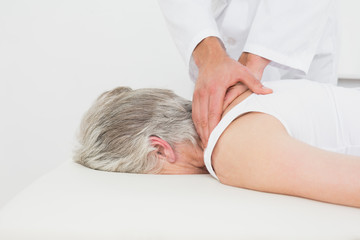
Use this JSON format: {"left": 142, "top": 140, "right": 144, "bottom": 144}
{"left": 204, "top": 79, "right": 360, "bottom": 180}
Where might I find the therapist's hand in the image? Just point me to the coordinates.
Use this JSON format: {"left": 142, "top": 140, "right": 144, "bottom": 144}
{"left": 223, "top": 52, "right": 271, "bottom": 110}
{"left": 192, "top": 37, "right": 272, "bottom": 147}
{"left": 238, "top": 52, "right": 270, "bottom": 81}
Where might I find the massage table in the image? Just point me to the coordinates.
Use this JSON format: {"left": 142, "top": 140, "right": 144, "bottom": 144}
{"left": 0, "top": 160, "right": 359, "bottom": 239}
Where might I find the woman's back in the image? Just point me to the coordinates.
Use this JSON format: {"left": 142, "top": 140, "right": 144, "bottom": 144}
{"left": 205, "top": 79, "right": 360, "bottom": 179}
{"left": 203, "top": 79, "right": 360, "bottom": 207}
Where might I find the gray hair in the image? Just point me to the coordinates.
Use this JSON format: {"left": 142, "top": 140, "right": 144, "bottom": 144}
{"left": 73, "top": 87, "right": 198, "bottom": 173}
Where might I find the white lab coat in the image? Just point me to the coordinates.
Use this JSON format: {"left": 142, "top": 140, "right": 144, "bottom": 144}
{"left": 158, "top": 0, "right": 338, "bottom": 84}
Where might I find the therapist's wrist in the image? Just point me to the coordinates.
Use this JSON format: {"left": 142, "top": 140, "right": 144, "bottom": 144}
{"left": 193, "top": 36, "right": 227, "bottom": 69}
{"left": 238, "top": 52, "right": 270, "bottom": 80}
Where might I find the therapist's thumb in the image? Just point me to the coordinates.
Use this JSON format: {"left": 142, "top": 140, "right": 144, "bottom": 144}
{"left": 240, "top": 67, "right": 272, "bottom": 94}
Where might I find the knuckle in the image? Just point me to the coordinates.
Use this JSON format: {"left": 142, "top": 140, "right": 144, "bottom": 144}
{"left": 208, "top": 86, "right": 218, "bottom": 95}
{"left": 198, "top": 89, "right": 207, "bottom": 98}
{"left": 208, "top": 110, "right": 220, "bottom": 121}
{"left": 250, "top": 80, "right": 263, "bottom": 89}
{"left": 194, "top": 86, "right": 207, "bottom": 97}
{"left": 198, "top": 120, "right": 207, "bottom": 129}
{"left": 193, "top": 117, "right": 207, "bottom": 129}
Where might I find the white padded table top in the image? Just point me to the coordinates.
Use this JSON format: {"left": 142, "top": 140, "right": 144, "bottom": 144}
{"left": 0, "top": 161, "right": 359, "bottom": 240}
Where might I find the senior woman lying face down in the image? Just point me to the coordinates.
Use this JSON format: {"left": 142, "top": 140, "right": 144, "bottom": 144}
{"left": 74, "top": 79, "right": 360, "bottom": 208}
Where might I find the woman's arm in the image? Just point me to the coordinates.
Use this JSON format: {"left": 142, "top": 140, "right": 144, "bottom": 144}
{"left": 212, "top": 112, "right": 360, "bottom": 208}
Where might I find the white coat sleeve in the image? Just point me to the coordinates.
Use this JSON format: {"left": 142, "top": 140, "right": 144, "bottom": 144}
{"left": 158, "top": 0, "right": 224, "bottom": 81}
{"left": 243, "top": 0, "right": 335, "bottom": 74}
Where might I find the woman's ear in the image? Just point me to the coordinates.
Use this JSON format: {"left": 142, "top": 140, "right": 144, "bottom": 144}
{"left": 149, "top": 136, "right": 176, "bottom": 163}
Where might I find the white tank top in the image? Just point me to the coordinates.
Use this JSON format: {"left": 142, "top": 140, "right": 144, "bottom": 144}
{"left": 204, "top": 79, "right": 360, "bottom": 180}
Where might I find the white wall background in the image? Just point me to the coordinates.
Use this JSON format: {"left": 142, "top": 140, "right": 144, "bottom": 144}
{"left": 0, "top": 0, "right": 193, "bottom": 208}
{"left": 338, "top": 0, "right": 360, "bottom": 79}
{"left": 0, "top": 0, "right": 359, "bottom": 209}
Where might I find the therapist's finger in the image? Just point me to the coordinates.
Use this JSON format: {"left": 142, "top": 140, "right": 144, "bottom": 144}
{"left": 207, "top": 85, "right": 226, "bottom": 145}
{"left": 237, "top": 66, "right": 272, "bottom": 95}
{"left": 192, "top": 87, "right": 209, "bottom": 147}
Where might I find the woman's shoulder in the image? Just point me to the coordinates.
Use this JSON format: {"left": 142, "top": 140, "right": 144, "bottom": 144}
{"left": 211, "top": 111, "right": 289, "bottom": 183}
